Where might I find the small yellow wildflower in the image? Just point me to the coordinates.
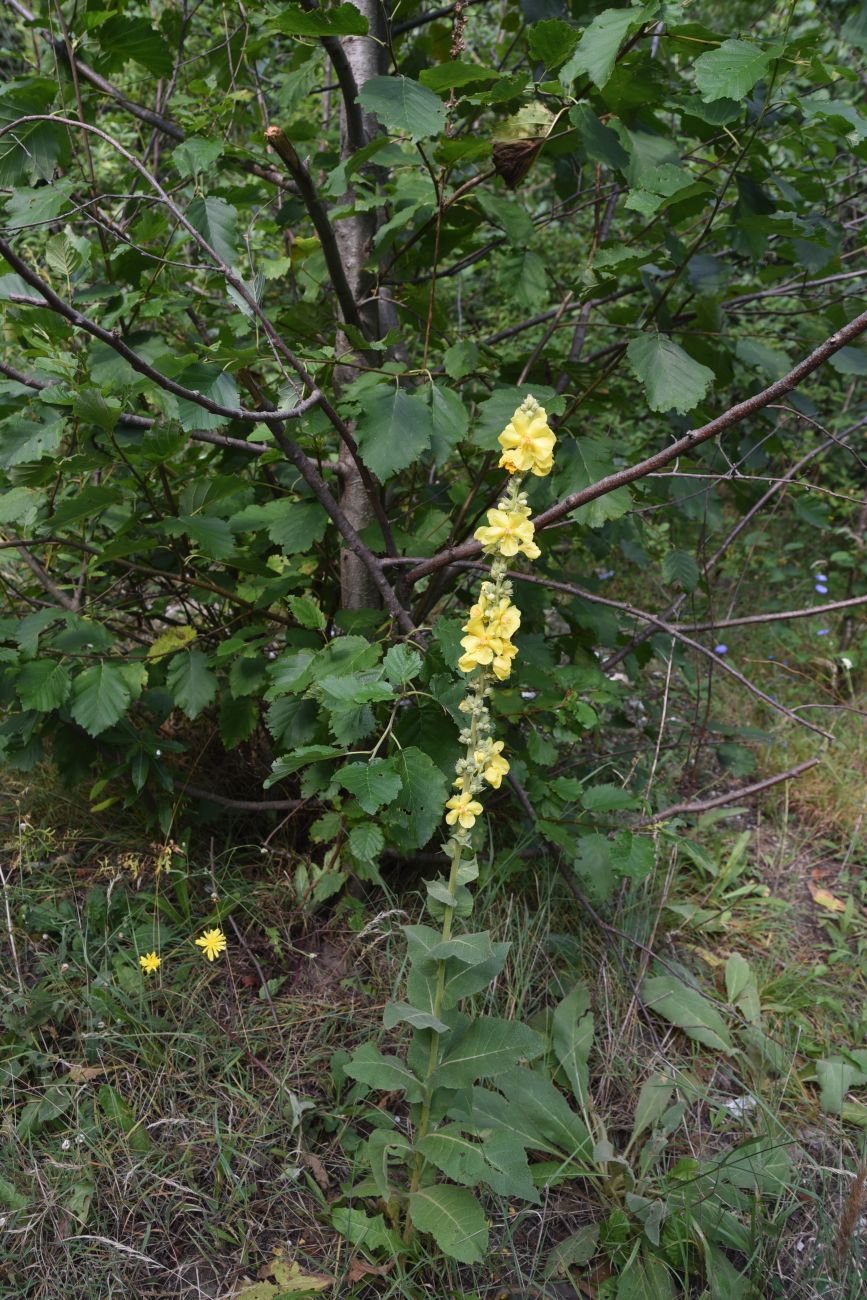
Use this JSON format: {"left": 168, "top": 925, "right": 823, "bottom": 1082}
{"left": 139, "top": 951, "right": 161, "bottom": 974}
{"left": 445, "top": 791, "right": 484, "bottom": 829}
{"left": 476, "top": 740, "right": 509, "bottom": 789}
{"left": 195, "top": 927, "right": 227, "bottom": 961}
{"left": 498, "top": 404, "right": 556, "bottom": 477}
{"left": 474, "top": 507, "right": 540, "bottom": 560}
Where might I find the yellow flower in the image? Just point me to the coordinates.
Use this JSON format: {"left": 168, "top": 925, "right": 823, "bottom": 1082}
{"left": 195, "top": 927, "right": 227, "bottom": 961}
{"left": 485, "top": 597, "right": 521, "bottom": 640}
{"left": 445, "top": 791, "right": 484, "bottom": 829}
{"left": 476, "top": 741, "right": 509, "bottom": 789}
{"left": 498, "top": 404, "right": 556, "bottom": 477}
{"left": 458, "top": 615, "right": 503, "bottom": 672}
{"left": 474, "top": 507, "right": 541, "bottom": 560}
{"left": 491, "top": 640, "right": 518, "bottom": 681}
{"left": 139, "top": 951, "right": 161, "bottom": 974}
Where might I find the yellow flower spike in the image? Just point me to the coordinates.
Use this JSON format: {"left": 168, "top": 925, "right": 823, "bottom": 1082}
{"left": 491, "top": 641, "right": 518, "bottom": 681}
{"left": 497, "top": 397, "right": 556, "bottom": 478}
{"left": 195, "top": 927, "right": 227, "bottom": 961}
{"left": 445, "top": 791, "right": 484, "bottom": 829}
{"left": 139, "top": 951, "right": 161, "bottom": 974}
{"left": 474, "top": 507, "right": 541, "bottom": 560}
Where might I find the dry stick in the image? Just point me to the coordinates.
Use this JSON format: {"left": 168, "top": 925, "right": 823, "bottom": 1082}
{"left": 676, "top": 591, "right": 867, "bottom": 632}
{"left": 261, "top": 130, "right": 399, "bottom": 558}
{"left": 172, "top": 781, "right": 304, "bottom": 812}
{"left": 602, "top": 412, "right": 867, "bottom": 671}
{"left": 5, "top": 0, "right": 185, "bottom": 140}
{"left": 632, "top": 757, "right": 822, "bottom": 827}
{"left": 0, "top": 140, "right": 411, "bottom": 627}
{"left": 12, "top": 542, "right": 78, "bottom": 610}
{"left": 405, "top": 306, "right": 867, "bottom": 585}
{"left": 392, "top": 559, "right": 834, "bottom": 741}
{"left": 264, "top": 125, "right": 365, "bottom": 334}
{"left": 0, "top": 236, "right": 321, "bottom": 424}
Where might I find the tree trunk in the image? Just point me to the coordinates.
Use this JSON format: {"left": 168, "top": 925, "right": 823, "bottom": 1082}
{"left": 335, "top": 0, "right": 386, "bottom": 612}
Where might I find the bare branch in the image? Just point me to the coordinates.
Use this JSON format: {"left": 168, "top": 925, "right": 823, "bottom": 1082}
{"left": 405, "top": 306, "right": 867, "bottom": 585}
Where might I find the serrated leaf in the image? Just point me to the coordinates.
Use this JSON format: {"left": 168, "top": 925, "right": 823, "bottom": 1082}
{"left": 0, "top": 486, "right": 41, "bottom": 526}
{"left": 265, "top": 744, "right": 343, "bottom": 786}
{"left": 392, "top": 746, "right": 448, "bottom": 849}
{"left": 98, "top": 15, "right": 173, "bottom": 76}
{"left": 175, "top": 364, "right": 240, "bottom": 432}
{"left": 432, "top": 1016, "right": 544, "bottom": 1087}
{"left": 408, "top": 1185, "right": 488, "bottom": 1264}
{"left": 357, "top": 76, "right": 446, "bottom": 141}
{"left": 70, "top": 663, "right": 132, "bottom": 736}
{"left": 219, "top": 694, "right": 258, "bottom": 748}
{"left": 353, "top": 386, "right": 433, "bottom": 482}
{"left": 642, "top": 975, "right": 734, "bottom": 1054}
{"left": 4, "top": 179, "right": 75, "bottom": 230}
{"left": 423, "top": 381, "right": 469, "bottom": 463}
{"left": 0, "top": 416, "right": 63, "bottom": 468}
{"left": 382, "top": 643, "right": 423, "bottom": 684}
{"left": 166, "top": 650, "right": 217, "bottom": 720}
{"left": 348, "top": 822, "right": 384, "bottom": 861}
{"left": 163, "top": 514, "right": 235, "bottom": 560}
{"left": 268, "top": 2, "right": 368, "bottom": 35}
{"left": 580, "top": 783, "right": 638, "bottom": 812}
{"left": 148, "top": 626, "right": 197, "bottom": 661}
{"left": 560, "top": 5, "right": 653, "bottom": 89}
{"left": 626, "top": 333, "right": 715, "bottom": 414}
{"left": 338, "top": 759, "right": 402, "bottom": 814}
{"left": 662, "top": 549, "right": 700, "bottom": 591}
{"left": 173, "top": 136, "right": 224, "bottom": 178}
{"left": 17, "top": 659, "right": 70, "bottom": 711}
{"left": 555, "top": 438, "right": 631, "bottom": 528}
{"left": 694, "top": 39, "right": 774, "bottom": 102}
{"left": 419, "top": 61, "right": 499, "bottom": 92}
{"left": 187, "top": 196, "right": 238, "bottom": 267}
{"left": 288, "top": 594, "right": 327, "bottom": 630}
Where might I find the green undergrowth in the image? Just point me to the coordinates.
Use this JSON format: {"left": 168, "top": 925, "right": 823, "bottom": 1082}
{"left": 2, "top": 783, "right": 867, "bottom": 1300}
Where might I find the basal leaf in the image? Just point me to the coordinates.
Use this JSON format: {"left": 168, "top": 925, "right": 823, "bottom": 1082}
{"left": 642, "top": 974, "right": 734, "bottom": 1054}
{"left": 408, "top": 1185, "right": 488, "bottom": 1264}
{"left": 432, "top": 1016, "right": 544, "bottom": 1088}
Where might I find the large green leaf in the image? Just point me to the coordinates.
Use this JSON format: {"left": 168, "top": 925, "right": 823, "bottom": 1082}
{"left": 416, "top": 1125, "right": 538, "bottom": 1201}
{"left": 560, "top": 5, "right": 654, "bottom": 89}
{"left": 408, "top": 1185, "right": 488, "bottom": 1264}
{"left": 354, "top": 386, "right": 433, "bottom": 482}
{"left": 357, "top": 76, "right": 447, "bottom": 141}
{"left": 693, "top": 39, "right": 775, "bottom": 102}
{"left": 70, "top": 663, "right": 132, "bottom": 736}
{"left": 552, "top": 985, "right": 593, "bottom": 1108}
{"left": 98, "top": 16, "right": 173, "bottom": 76}
{"left": 391, "top": 746, "right": 448, "bottom": 849}
{"left": 343, "top": 1042, "right": 424, "bottom": 1101}
{"left": 432, "top": 1016, "right": 544, "bottom": 1088}
{"left": 555, "top": 438, "right": 632, "bottom": 528}
{"left": 166, "top": 650, "right": 218, "bottom": 720}
{"left": 338, "top": 759, "right": 402, "bottom": 814}
{"left": 626, "top": 333, "right": 715, "bottom": 414}
{"left": 642, "top": 975, "right": 734, "bottom": 1054}
{"left": 17, "top": 660, "right": 70, "bottom": 712}
{"left": 187, "top": 196, "right": 239, "bottom": 267}
{"left": 267, "top": 3, "right": 369, "bottom": 35}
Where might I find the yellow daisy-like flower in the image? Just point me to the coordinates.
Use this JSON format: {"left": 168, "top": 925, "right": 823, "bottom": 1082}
{"left": 195, "top": 927, "right": 227, "bottom": 961}
{"left": 498, "top": 404, "right": 556, "bottom": 477}
{"left": 475, "top": 740, "right": 509, "bottom": 790}
{"left": 474, "top": 507, "right": 541, "bottom": 560}
{"left": 445, "top": 791, "right": 484, "bottom": 829}
{"left": 139, "top": 951, "right": 161, "bottom": 974}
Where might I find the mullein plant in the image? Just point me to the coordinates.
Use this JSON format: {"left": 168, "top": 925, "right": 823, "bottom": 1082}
{"left": 342, "top": 399, "right": 588, "bottom": 1264}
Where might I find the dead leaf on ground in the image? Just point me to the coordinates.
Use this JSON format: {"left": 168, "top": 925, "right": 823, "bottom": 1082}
{"left": 808, "top": 884, "right": 847, "bottom": 913}
{"left": 346, "top": 1256, "right": 393, "bottom": 1284}
{"left": 301, "top": 1151, "right": 330, "bottom": 1190}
